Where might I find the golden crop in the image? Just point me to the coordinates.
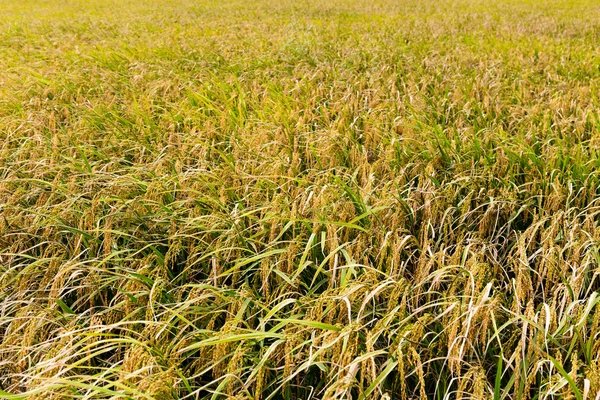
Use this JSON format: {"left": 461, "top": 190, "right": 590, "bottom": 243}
{"left": 1, "top": 0, "right": 600, "bottom": 398}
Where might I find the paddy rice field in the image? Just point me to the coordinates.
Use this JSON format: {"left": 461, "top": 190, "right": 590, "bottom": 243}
{"left": 1, "top": 0, "right": 600, "bottom": 398}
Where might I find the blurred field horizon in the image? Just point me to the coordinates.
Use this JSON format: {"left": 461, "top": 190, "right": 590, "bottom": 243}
{"left": 2, "top": 0, "right": 600, "bottom": 399}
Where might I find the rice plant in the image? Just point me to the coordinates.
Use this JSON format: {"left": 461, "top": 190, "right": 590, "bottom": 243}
{"left": 2, "top": 0, "right": 600, "bottom": 398}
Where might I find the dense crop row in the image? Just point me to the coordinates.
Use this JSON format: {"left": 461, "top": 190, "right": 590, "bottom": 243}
{"left": 2, "top": 0, "right": 600, "bottom": 398}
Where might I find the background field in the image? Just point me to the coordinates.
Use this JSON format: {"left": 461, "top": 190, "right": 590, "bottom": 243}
{"left": 2, "top": 0, "right": 600, "bottom": 398}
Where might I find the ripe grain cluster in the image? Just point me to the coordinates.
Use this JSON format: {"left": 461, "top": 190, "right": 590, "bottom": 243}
{"left": 2, "top": 0, "right": 600, "bottom": 398}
